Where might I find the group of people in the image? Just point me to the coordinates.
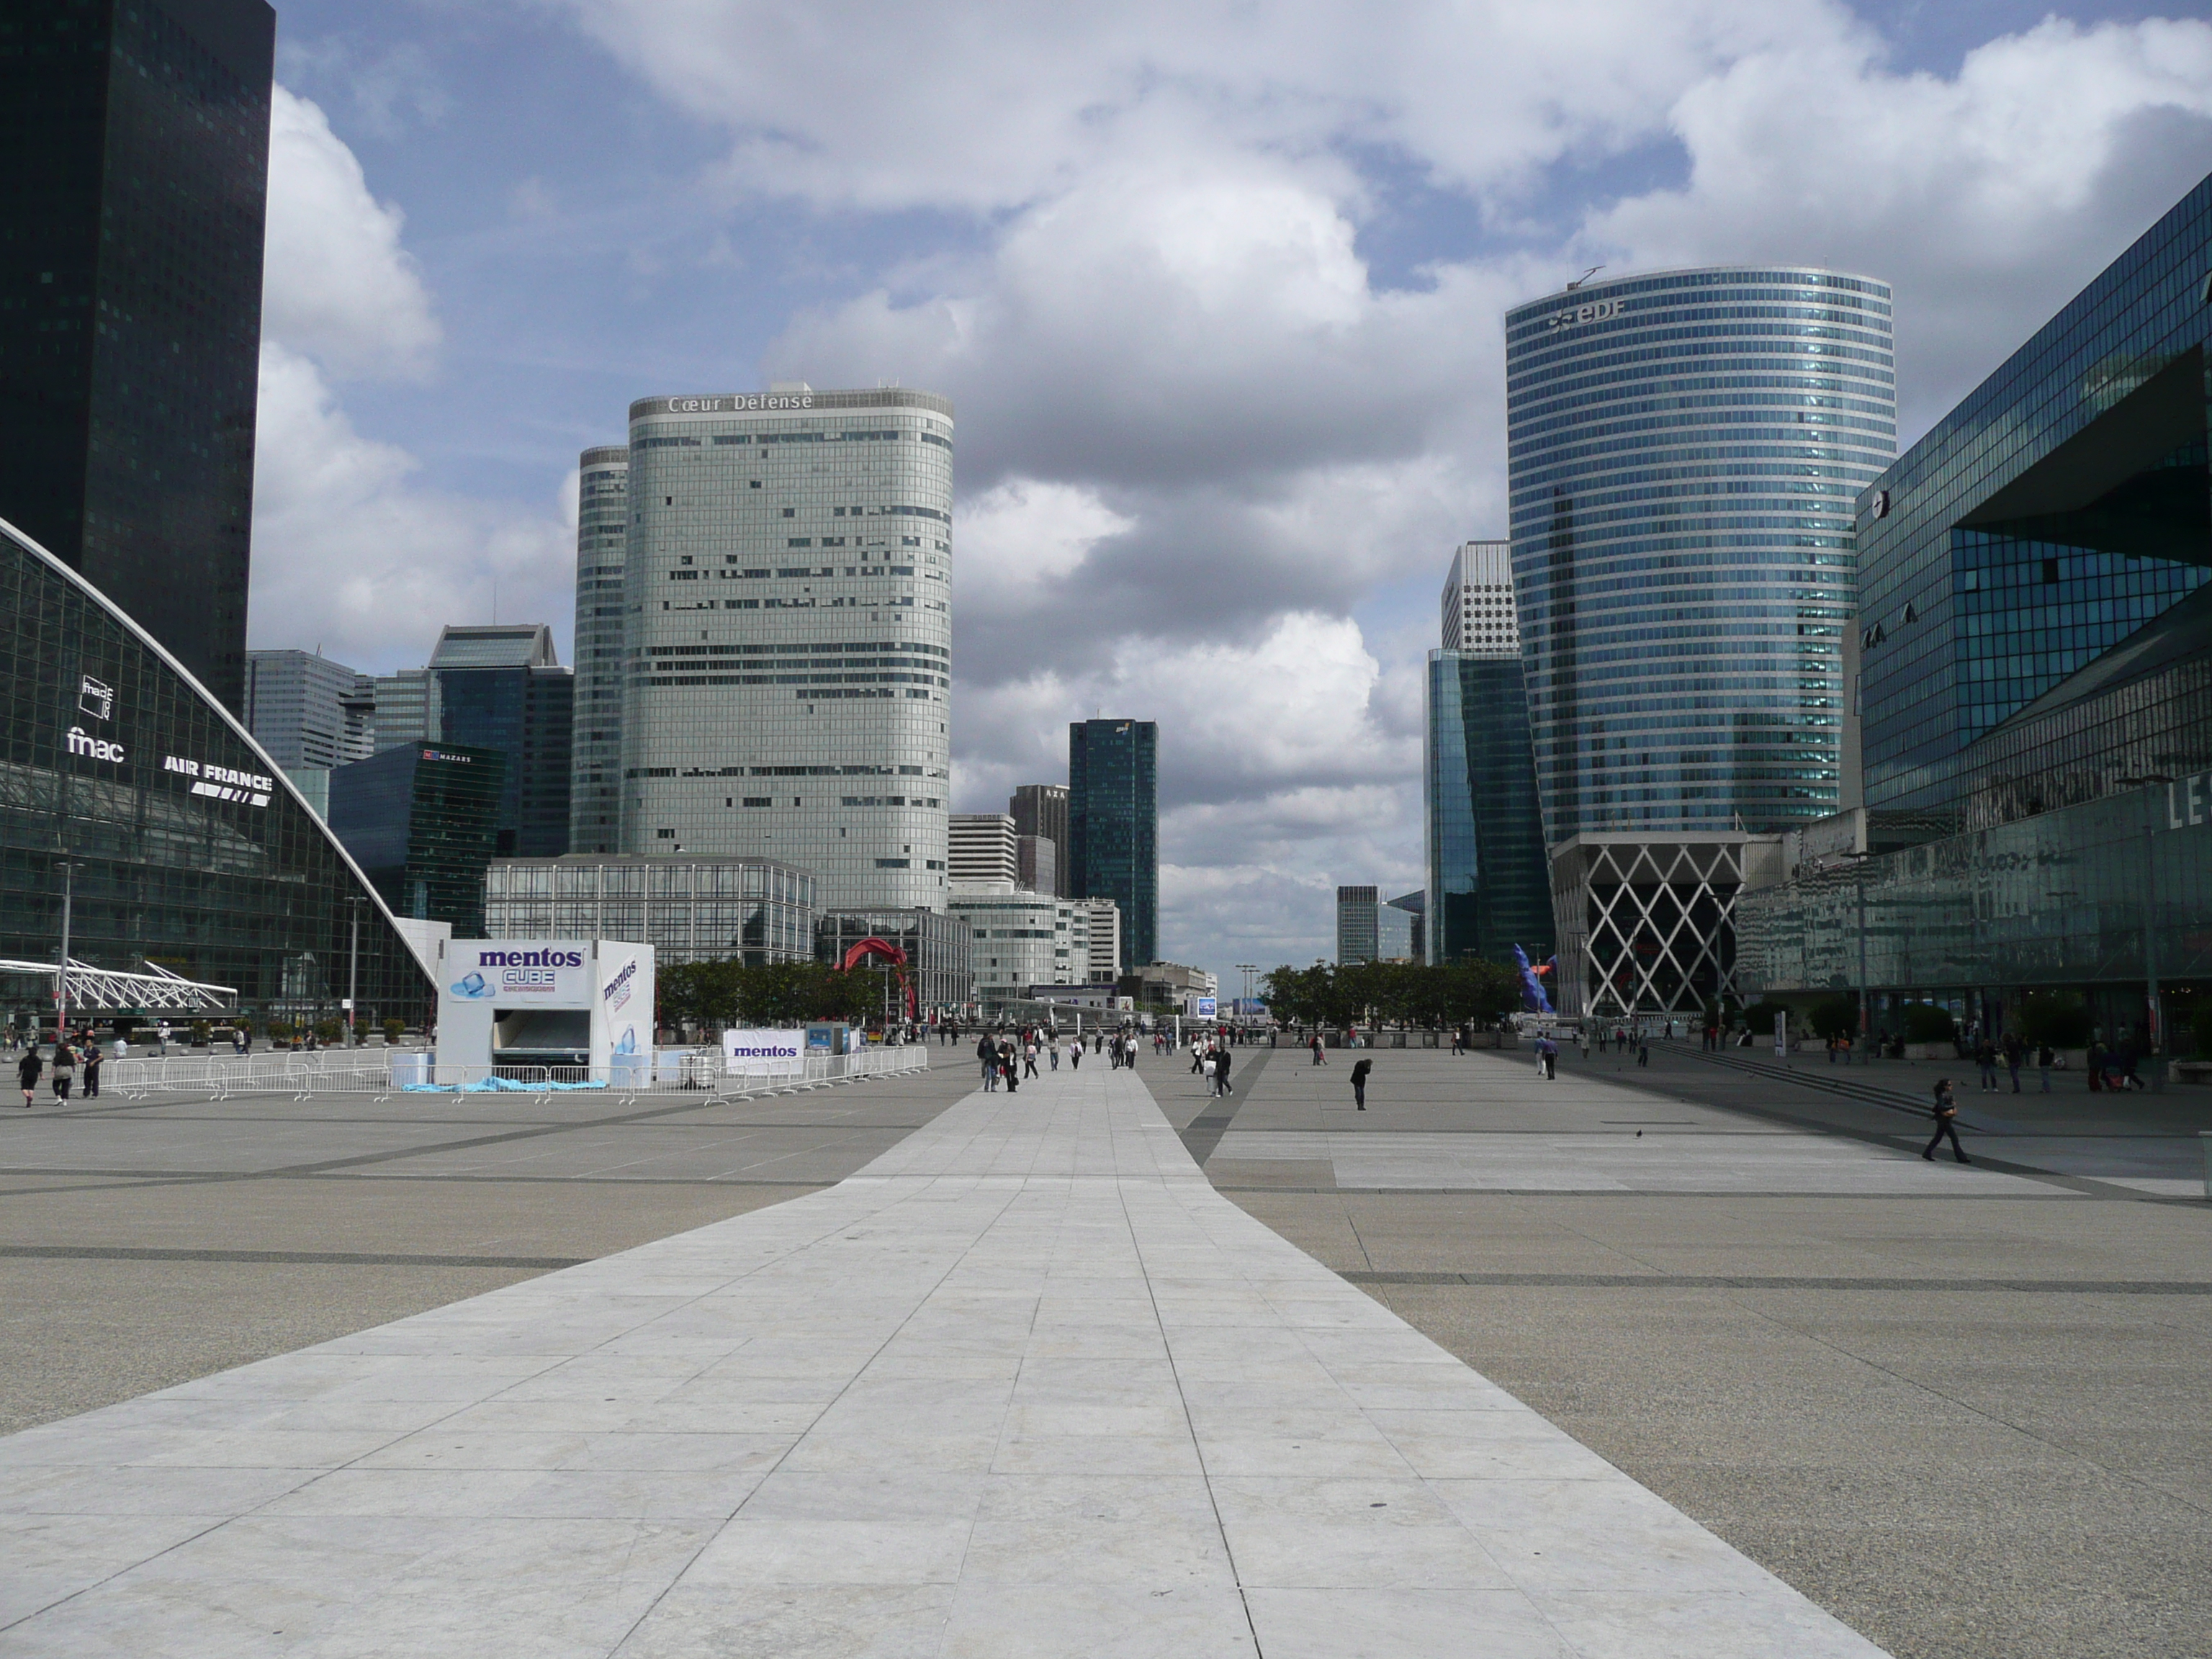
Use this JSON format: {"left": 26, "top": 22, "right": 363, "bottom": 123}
{"left": 974, "top": 1025, "right": 1160, "bottom": 1090}
{"left": 17, "top": 1032, "right": 104, "bottom": 1106}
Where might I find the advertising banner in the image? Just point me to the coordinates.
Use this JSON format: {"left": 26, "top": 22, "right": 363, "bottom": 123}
{"left": 449, "top": 942, "right": 592, "bottom": 1003}
{"left": 596, "top": 943, "right": 654, "bottom": 1086}
{"left": 723, "top": 1028, "right": 805, "bottom": 1076}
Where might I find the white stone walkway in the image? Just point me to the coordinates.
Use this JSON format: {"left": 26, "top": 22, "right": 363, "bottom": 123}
{"left": 0, "top": 1065, "right": 1890, "bottom": 1657}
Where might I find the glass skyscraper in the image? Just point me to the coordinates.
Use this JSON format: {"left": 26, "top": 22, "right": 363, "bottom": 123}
{"left": 0, "top": 0, "right": 274, "bottom": 713}
{"left": 327, "top": 743, "right": 506, "bottom": 938}
{"left": 1740, "top": 170, "right": 2212, "bottom": 1045}
{"left": 1068, "top": 719, "right": 1157, "bottom": 968}
{"left": 428, "top": 624, "right": 573, "bottom": 859}
{"left": 569, "top": 445, "right": 629, "bottom": 853}
{"left": 1504, "top": 268, "right": 1895, "bottom": 843}
{"left": 1424, "top": 649, "right": 1553, "bottom": 966}
{"left": 617, "top": 387, "right": 953, "bottom": 912}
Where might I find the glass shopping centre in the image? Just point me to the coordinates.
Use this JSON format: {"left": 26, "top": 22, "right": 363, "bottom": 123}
{"left": 0, "top": 516, "right": 434, "bottom": 1033}
{"left": 1739, "top": 172, "right": 2212, "bottom": 1049}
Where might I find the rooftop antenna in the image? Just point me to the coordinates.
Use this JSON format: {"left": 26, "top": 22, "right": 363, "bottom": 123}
{"left": 1565, "top": 265, "right": 1604, "bottom": 291}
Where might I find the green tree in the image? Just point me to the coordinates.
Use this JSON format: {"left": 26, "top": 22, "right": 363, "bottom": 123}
{"left": 1807, "top": 996, "right": 1858, "bottom": 1040}
{"left": 2017, "top": 991, "right": 2092, "bottom": 1049}
{"left": 1902, "top": 1004, "right": 1956, "bottom": 1043}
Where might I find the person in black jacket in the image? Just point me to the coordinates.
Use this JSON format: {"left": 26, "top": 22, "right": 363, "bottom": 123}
{"left": 1350, "top": 1056, "right": 1372, "bottom": 1110}
{"left": 1213, "top": 1045, "right": 1233, "bottom": 1099}
{"left": 1923, "top": 1078, "right": 1969, "bottom": 1164}
{"left": 17, "top": 1046, "right": 40, "bottom": 1108}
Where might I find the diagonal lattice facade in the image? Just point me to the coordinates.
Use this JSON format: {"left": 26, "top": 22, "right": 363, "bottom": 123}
{"left": 1551, "top": 834, "right": 1785, "bottom": 1018}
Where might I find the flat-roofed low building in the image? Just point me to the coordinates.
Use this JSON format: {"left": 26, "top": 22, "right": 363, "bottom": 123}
{"left": 815, "top": 907, "right": 972, "bottom": 1014}
{"left": 949, "top": 882, "right": 1087, "bottom": 1007}
{"left": 485, "top": 854, "right": 815, "bottom": 967}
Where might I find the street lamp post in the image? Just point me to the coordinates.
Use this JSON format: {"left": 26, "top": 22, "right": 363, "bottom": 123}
{"left": 345, "top": 896, "right": 363, "bottom": 1046}
{"left": 2144, "top": 823, "right": 2164, "bottom": 1092}
{"left": 54, "top": 858, "right": 81, "bottom": 1046}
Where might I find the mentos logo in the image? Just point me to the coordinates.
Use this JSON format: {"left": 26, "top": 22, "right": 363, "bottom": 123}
{"left": 603, "top": 960, "right": 639, "bottom": 1012}
{"left": 479, "top": 948, "right": 584, "bottom": 968}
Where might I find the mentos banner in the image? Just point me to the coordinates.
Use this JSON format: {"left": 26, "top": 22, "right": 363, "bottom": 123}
{"left": 723, "top": 1028, "right": 805, "bottom": 1076}
{"left": 451, "top": 943, "right": 590, "bottom": 1001}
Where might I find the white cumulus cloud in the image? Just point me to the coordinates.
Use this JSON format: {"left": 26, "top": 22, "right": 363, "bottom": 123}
{"left": 261, "top": 86, "right": 441, "bottom": 380}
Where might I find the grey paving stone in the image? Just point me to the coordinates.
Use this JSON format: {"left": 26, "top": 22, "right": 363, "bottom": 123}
{"left": 0, "top": 1064, "right": 1887, "bottom": 1656}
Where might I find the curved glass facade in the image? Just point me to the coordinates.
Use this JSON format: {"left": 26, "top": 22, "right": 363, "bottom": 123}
{"left": 1505, "top": 268, "right": 1895, "bottom": 842}
{"left": 621, "top": 389, "right": 953, "bottom": 913}
{"left": 0, "top": 516, "right": 434, "bottom": 1028}
{"left": 569, "top": 445, "right": 629, "bottom": 854}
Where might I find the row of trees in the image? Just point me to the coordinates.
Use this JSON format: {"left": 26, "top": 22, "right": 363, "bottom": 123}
{"left": 658, "top": 959, "right": 886, "bottom": 1029}
{"left": 1260, "top": 959, "right": 1524, "bottom": 1030}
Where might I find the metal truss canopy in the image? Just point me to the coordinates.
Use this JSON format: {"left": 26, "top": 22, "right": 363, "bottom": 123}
{"left": 0, "top": 958, "right": 238, "bottom": 1012}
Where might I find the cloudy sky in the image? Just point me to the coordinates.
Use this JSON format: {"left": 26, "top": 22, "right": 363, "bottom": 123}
{"left": 253, "top": 0, "right": 2212, "bottom": 985}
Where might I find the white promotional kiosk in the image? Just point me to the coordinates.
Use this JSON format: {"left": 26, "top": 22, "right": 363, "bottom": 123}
{"left": 433, "top": 938, "right": 654, "bottom": 1086}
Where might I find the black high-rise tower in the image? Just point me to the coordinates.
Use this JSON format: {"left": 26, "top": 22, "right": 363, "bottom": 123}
{"left": 1068, "top": 719, "right": 1158, "bottom": 969}
{"left": 0, "top": 0, "right": 275, "bottom": 713}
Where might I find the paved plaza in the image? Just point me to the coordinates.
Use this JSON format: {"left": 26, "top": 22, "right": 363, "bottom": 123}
{"left": 1, "top": 1044, "right": 2207, "bottom": 1655}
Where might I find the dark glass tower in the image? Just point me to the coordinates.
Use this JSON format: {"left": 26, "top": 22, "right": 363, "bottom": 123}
{"left": 1425, "top": 649, "right": 1555, "bottom": 965}
{"left": 0, "top": 0, "right": 275, "bottom": 714}
{"left": 1067, "top": 719, "right": 1157, "bottom": 968}
{"left": 328, "top": 744, "right": 506, "bottom": 938}
{"left": 428, "top": 625, "right": 574, "bottom": 858}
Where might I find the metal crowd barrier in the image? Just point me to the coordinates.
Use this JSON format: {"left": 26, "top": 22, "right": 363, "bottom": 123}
{"left": 96, "top": 1040, "right": 930, "bottom": 1103}
{"left": 110, "top": 1050, "right": 395, "bottom": 1101}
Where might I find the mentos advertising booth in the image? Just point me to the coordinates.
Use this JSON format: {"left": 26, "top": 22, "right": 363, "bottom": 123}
{"left": 435, "top": 938, "right": 654, "bottom": 1086}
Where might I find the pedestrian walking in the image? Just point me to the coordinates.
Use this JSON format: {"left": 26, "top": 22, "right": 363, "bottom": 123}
{"left": 50, "top": 1039, "right": 74, "bottom": 1102}
{"left": 1048, "top": 1040, "right": 1059, "bottom": 1072}
{"left": 1637, "top": 1030, "right": 1650, "bottom": 1066}
{"left": 81, "top": 1043, "right": 101, "bottom": 1100}
{"left": 2037, "top": 1040, "right": 2054, "bottom": 1092}
{"left": 1000, "top": 1040, "right": 1020, "bottom": 1093}
{"left": 1310, "top": 1033, "right": 1326, "bottom": 1066}
{"left": 1975, "top": 1039, "right": 1999, "bottom": 1092}
{"left": 1349, "top": 1056, "right": 1372, "bottom": 1110}
{"left": 17, "top": 1044, "right": 40, "bottom": 1107}
{"left": 1535, "top": 1033, "right": 1557, "bottom": 1080}
{"left": 1067, "top": 1037, "right": 1082, "bottom": 1071}
{"left": 2085, "top": 1038, "right": 2105, "bottom": 1092}
{"left": 1023, "top": 1040, "right": 1039, "bottom": 1080}
{"left": 1923, "top": 1078, "right": 1969, "bottom": 1164}
{"left": 977, "top": 1033, "right": 998, "bottom": 1090}
{"left": 1214, "top": 1045, "right": 1233, "bottom": 1099}
{"left": 2002, "top": 1035, "right": 2023, "bottom": 1093}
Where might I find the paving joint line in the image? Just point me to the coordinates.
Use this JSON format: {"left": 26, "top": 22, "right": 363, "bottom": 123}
{"left": 1342, "top": 1269, "right": 2212, "bottom": 1292}
{"left": 0, "top": 1243, "right": 588, "bottom": 1269}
